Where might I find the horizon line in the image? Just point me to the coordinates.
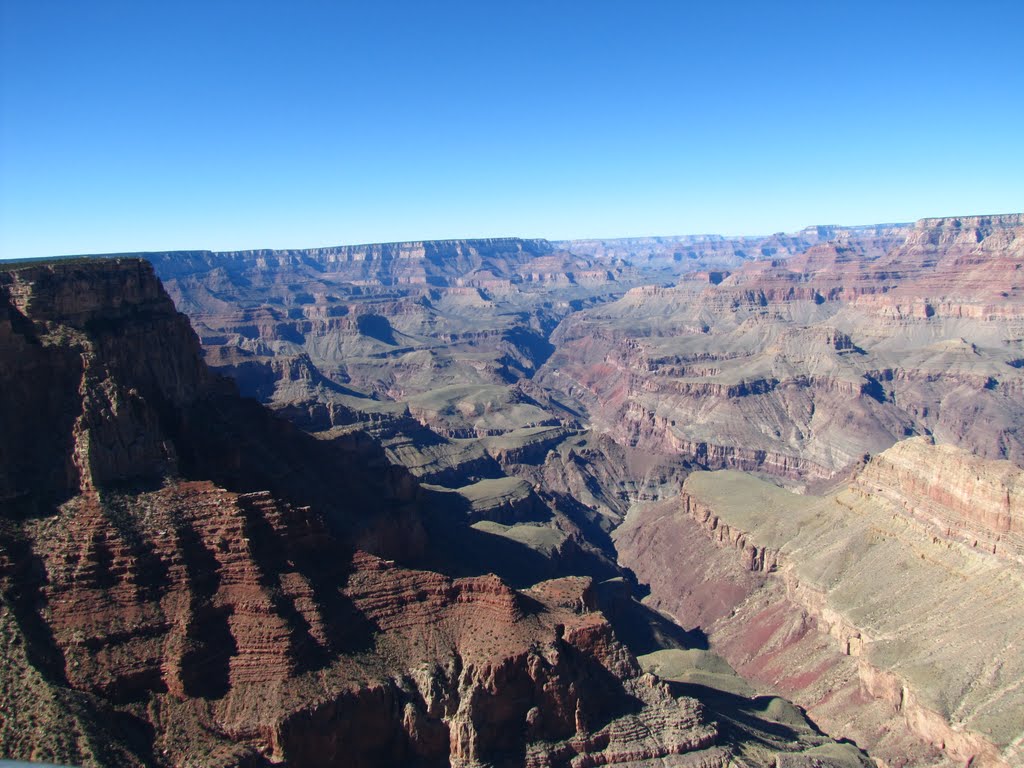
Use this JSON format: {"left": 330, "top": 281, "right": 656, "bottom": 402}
{"left": 5, "top": 211, "right": 1023, "bottom": 262}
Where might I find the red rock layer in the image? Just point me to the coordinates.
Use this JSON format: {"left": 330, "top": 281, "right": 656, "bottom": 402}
{"left": 19, "top": 480, "right": 730, "bottom": 767}
{"left": 540, "top": 214, "right": 1024, "bottom": 480}
{"left": 854, "top": 436, "right": 1024, "bottom": 561}
{"left": 723, "top": 214, "right": 1024, "bottom": 311}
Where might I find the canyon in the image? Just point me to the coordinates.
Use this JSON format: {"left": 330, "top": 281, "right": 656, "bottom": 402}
{"left": 0, "top": 259, "right": 868, "bottom": 767}
{"left": 2, "top": 212, "right": 1022, "bottom": 767}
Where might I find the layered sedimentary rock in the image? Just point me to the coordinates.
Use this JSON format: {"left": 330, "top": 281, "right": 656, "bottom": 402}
{"left": 0, "top": 259, "right": 867, "bottom": 767}
{"left": 0, "top": 258, "right": 214, "bottom": 509}
{"left": 15, "top": 480, "right": 719, "bottom": 767}
{"left": 557, "top": 223, "right": 908, "bottom": 274}
{"left": 616, "top": 440, "right": 1024, "bottom": 768}
{"left": 539, "top": 215, "right": 1024, "bottom": 480}
{"left": 138, "top": 237, "right": 634, "bottom": 429}
{"left": 113, "top": 216, "right": 1023, "bottom": 489}
{"left": 127, "top": 231, "right": 856, "bottom": 442}
{"left": 854, "top": 436, "right": 1024, "bottom": 562}
{"left": 16, "top": 212, "right": 1021, "bottom": 767}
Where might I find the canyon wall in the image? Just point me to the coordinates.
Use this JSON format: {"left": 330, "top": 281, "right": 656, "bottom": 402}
{"left": 616, "top": 441, "right": 1024, "bottom": 768}
{"left": 539, "top": 215, "right": 1024, "bottom": 481}
{"left": 853, "top": 436, "right": 1024, "bottom": 562}
{"left": 14, "top": 213, "right": 1021, "bottom": 767}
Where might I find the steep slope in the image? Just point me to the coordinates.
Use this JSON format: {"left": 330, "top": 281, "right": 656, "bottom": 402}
{"left": 854, "top": 436, "right": 1024, "bottom": 563}
{"left": 0, "top": 258, "right": 428, "bottom": 554}
{"left": 615, "top": 439, "right": 1024, "bottom": 768}
{"left": 0, "top": 259, "right": 867, "bottom": 767}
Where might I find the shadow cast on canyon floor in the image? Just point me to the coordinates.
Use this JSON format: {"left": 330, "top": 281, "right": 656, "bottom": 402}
{"left": 594, "top": 577, "right": 709, "bottom": 653}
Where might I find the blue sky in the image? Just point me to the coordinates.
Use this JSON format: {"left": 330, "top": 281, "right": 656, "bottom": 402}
{"left": 1, "top": 1, "right": 1022, "bottom": 258}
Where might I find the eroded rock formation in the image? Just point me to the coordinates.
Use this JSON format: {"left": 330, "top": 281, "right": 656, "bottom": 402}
{"left": 539, "top": 215, "right": 1024, "bottom": 481}
{"left": 854, "top": 436, "right": 1024, "bottom": 562}
{"left": 11, "top": 212, "right": 1023, "bottom": 768}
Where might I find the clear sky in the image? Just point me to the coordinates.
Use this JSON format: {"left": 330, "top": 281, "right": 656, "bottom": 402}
{"left": 1, "top": 1, "right": 1022, "bottom": 258}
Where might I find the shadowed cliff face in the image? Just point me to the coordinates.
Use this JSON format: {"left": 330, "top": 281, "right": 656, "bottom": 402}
{"left": 0, "top": 259, "right": 213, "bottom": 509}
{"left": 0, "top": 260, "right": 867, "bottom": 767}
{"left": 0, "top": 259, "right": 426, "bottom": 557}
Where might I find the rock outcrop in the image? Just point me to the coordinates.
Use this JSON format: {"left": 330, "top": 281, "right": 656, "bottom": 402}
{"left": 0, "top": 259, "right": 215, "bottom": 510}
{"left": 17, "top": 479, "right": 721, "bottom": 767}
{"left": 854, "top": 436, "right": 1024, "bottom": 563}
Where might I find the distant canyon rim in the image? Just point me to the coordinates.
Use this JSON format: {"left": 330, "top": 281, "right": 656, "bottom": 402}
{"left": 1, "top": 213, "right": 1022, "bottom": 768}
